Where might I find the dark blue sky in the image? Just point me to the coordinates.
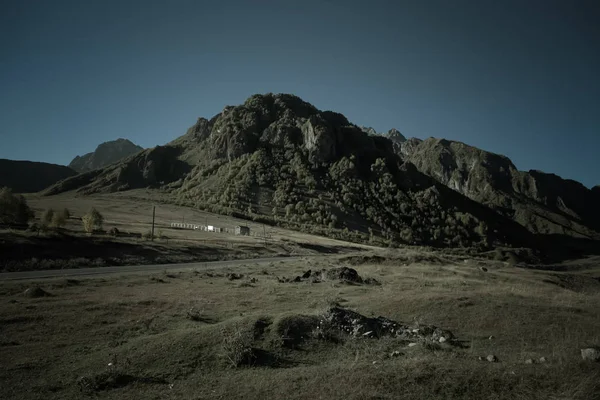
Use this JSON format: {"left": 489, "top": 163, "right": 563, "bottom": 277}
{"left": 1, "top": 0, "right": 599, "bottom": 187}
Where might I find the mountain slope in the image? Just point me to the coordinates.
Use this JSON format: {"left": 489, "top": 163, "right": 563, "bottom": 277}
{"left": 45, "top": 93, "right": 537, "bottom": 250}
{"left": 69, "top": 139, "right": 143, "bottom": 173}
{"left": 398, "top": 137, "right": 600, "bottom": 239}
{"left": 0, "top": 159, "right": 77, "bottom": 193}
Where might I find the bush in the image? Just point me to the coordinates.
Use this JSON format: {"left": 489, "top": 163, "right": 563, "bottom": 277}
{"left": 0, "top": 187, "right": 34, "bottom": 225}
{"left": 221, "top": 323, "right": 256, "bottom": 368}
{"left": 82, "top": 208, "right": 104, "bottom": 233}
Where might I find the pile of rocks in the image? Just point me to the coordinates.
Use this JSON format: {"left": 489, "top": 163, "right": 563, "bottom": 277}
{"left": 278, "top": 267, "right": 379, "bottom": 285}
{"left": 316, "top": 306, "right": 454, "bottom": 343}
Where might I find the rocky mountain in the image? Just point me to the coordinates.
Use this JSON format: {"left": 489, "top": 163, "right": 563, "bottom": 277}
{"left": 397, "top": 138, "right": 600, "bottom": 239}
{"left": 69, "top": 139, "right": 143, "bottom": 173}
{"left": 0, "top": 159, "right": 77, "bottom": 193}
{"left": 45, "top": 93, "right": 538, "bottom": 250}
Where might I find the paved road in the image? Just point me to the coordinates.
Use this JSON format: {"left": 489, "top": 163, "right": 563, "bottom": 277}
{"left": 0, "top": 256, "right": 311, "bottom": 281}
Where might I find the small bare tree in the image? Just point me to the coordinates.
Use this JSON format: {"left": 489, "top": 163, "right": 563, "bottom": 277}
{"left": 51, "top": 212, "right": 66, "bottom": 228}
{"left": 82, "top": 208, "right": 104, "bottom": 233}
{"left": 41, "top": 208, "right": 54, "bottom": 228}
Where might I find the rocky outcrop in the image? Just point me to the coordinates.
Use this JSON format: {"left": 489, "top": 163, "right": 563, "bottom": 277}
{"left": 0, "top": 159, "right": 76, "bottom": 193}
{"left": 398, "top": 137, "right": 600, "bottom": 238}
{"left": 69, "top": 139, "right": 143, "bottom": 173}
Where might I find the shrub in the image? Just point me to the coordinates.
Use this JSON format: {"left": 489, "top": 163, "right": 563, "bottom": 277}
{"left": 82, "top": 208, "right": 104, "bottom": 233}
{"left": 0, "top": 187, "right": 34, "bottom": 225}
{"left": 221, "top": 324, "right": 256, "bottom": 368}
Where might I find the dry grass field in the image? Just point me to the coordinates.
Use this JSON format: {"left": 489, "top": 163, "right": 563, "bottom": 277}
{"left": 0, "top": 192, "right": 373, "bottom": 272}
{"left": 1, "top": 248, "right": 599, "bottom": 400}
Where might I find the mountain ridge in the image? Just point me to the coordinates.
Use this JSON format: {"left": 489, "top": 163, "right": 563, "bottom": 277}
{"left": 42, "top": 93, "right": 599, "bottom": 254}
{"left": 0, "top": 159, "right": 77, "bottom": 193}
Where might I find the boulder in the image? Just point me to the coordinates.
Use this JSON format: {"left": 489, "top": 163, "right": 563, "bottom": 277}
{"left": 581, "top": 348, "right": 600, "bottom": 362}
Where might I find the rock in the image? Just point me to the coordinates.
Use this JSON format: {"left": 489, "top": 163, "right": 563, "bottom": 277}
{"left": 479, "top": 266, "right": 488, "bottom": 272}
{"left": 439, "top": 337, "right": 447, "bottom": 343}
{"left": 581, "top": 347, "right": 600, "bottom": 362}
{"left": 538, "top": 357, "right": 547, "bottom": 363}
{"left": 488, "top": 335, "right": 494, "bottom": 340}
{"left": 319, "top": 306, "right": 456, "bottom": 344}
{"left": 525, "top": 358, "right": 534, "bottom": 364}
{"left": 486, "top": 354, "right": 498, "bottom": 363}
{"left": 408, "top": 342, "right": 418, "bottom": 347}
{"left": 23, "top": 287, "right": 51, "bottom": 298}
{"left": 301, "top": 270, "right": 312, "bottom": 279}
{"left": 325, "top": 267, "right": 363, "bottom": 283}
{"left": 478, "top": 356, "right": 484, "bottom": 361}
{"left": 227, "top": 273, "right": 243, "bottom": 281}
{"left": 390, "top": 350, "right": 401, "bottom": 357}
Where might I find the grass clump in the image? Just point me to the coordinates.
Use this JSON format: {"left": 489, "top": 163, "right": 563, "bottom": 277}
{"left": 221, "top": 322, "right": 257, "bottom": 368}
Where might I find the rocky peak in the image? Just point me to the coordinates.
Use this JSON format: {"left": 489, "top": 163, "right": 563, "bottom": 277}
{"left": 69, "top": 139, "right": 143, "bottom": 173}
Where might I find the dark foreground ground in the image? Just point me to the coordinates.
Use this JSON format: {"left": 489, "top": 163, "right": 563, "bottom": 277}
{"left": 0, "top": 249, "right": 599, "bottom": 400}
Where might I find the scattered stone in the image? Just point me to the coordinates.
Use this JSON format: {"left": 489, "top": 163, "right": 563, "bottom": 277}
{"left": 439, "top": 337, "right": 447, "bottom": 343}
{"left": 479, "top": 266, "right": 488, "bottom": 272}
{"left": 581, "top": 347, "right": 600, "bottom": 362}
{"left": 249, "top": 277, "right": 258, "bottom": 283}
{"left": 486, "top": 354, "right": 498, "bottom": 362}
{"left": 408, "top": 343, "right": 418, "bottom": 347}
{"left": 478, "top": 356, "right": 484, "bottom": 361}
{"left": 23, "top": 287, "right": 52, "bottom": 298}
{"left": 525, "top": 358, "right": 534, "bottom": 364}
{"left": 227, "top": 273, "right": 243, "bottom": 281}
{"left": 538, "top": 357, "right": 547, "bottom": 363}
{"left": 390, "top": 350, "right": 402, "bottom": 357}
{"left": 363, "top": 331, "right": 374, "bottom": 337}
{"left": 279, "top": 267, "right": 380, "bottom": 285}
{"left": 488, "top": 335, "right": 495, "bottom": 340}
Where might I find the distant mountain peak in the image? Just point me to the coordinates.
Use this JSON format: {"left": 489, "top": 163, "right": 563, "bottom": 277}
{"left": 69, "top": 139, "right": 143, "bottom": 173}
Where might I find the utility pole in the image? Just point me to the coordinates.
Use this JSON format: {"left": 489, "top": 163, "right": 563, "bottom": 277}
{"left": 151, "top": 206, "right": 156, "bottom": 241}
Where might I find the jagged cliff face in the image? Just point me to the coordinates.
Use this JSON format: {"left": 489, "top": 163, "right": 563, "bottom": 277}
{"left": 398, "top": 138, "right": 600, "bottom": 239}
{"left": 69, "top": 139, "right": 143, "bottom": 173}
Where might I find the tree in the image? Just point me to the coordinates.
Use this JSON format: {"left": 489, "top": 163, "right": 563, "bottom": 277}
{"left": 51, "top": 212, "right": 66, "bottom": 228}
{"left": 82, "top": 208, "right": 104, "bottom": 233}
{"left": 42, "top": 208, "right": 54, "bottom": 227}
{"left": 0, "top": 187, "right": 34, "bottom": 225}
